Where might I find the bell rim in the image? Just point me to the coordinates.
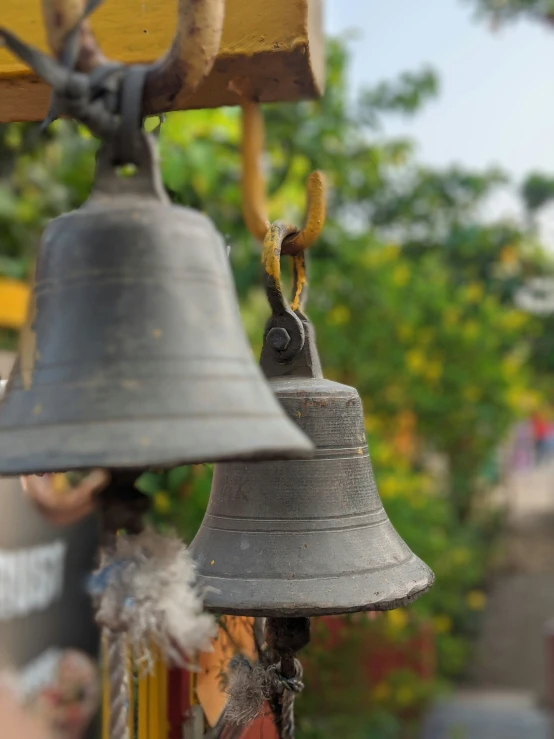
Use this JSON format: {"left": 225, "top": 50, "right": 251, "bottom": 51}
{"left": 269, "top": 376, "right": 359, "bottom": 397}
{"left": 194, "top": 557, "right": 435, "bottom": 618}
{"left": 0, "top": 417, "right": 314, "bottom": 476}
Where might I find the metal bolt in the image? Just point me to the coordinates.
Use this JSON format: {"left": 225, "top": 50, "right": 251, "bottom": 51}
{"left": 267, "top": 327, "right": 291, "bottom": 352}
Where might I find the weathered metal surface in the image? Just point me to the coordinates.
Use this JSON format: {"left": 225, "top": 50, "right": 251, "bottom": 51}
{"left": 0, "top": 0, "right": 324, "bottom": 122}
{"left": 191, "top": 218, "right": 433, "bottom": 617}
{"left": 42, "top": 0, "right": 226, "bottom": 116}
{"left": 190, "top": 314, "right": 435, "bottom": 617}
{"left": 0, "top": 137, "right": 313, "bottom": 475}
{"left": 190, "top": 372, "right": 435, "bottom": 617}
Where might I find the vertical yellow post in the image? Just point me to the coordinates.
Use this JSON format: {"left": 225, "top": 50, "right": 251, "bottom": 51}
{"left": 127, "top": 639, "right": 135, "bottom": 739}
{"left": 148, "top": 645, "right": 160, "bottom": 739}
{"left": 115, "top": 642, "right": 168, "bottom": 738}
{"left": 138, "top": 660, "right": 148, "bottom": 739}
{"left": 190, "top": 663, "right": 197, "bottom": 707}
{"left": 101, "top": 633, "right": 110, "bottom": 739}
{"left": 158, "top": 653, "right": 168, "bottom": 738}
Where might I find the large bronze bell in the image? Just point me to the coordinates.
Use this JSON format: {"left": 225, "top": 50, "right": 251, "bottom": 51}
{"left": 190, "top": 225, "right": 434, "bottom": 616}
{"left": 0, "top": 138, "right": 312, "bottom": 475}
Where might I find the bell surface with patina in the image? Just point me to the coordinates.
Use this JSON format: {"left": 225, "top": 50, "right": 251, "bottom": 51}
{"left": 191, "top": 369, "right": 434, "bottom": 617}
{"left": 0, "top": 138, "right": 313, "bottom": 475}
{"left": 190, "top": 235, "right": 434, "bottom": 617}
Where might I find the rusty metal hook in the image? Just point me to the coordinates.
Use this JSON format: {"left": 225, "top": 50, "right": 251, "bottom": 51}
{"left": 262, "top": 220, "right": 309, "bottom": 345}
{"left": 40, "top": 0, "right": 226, "bottom": 114}
{"left": 241, "top": 100, "right": 326, "bottom": 255}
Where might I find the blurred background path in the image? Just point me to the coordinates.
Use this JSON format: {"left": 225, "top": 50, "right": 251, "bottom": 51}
{"left": 422, "top": 459, "right": 554, "bottom": 738}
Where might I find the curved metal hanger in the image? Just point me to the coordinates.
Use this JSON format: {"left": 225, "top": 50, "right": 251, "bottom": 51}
{"left": 241, "top": 100, "right": 326, "bottom": 256}
{"left": 260, "top": 220, "right": 322, "bottom": 379}
{"left": 41, "top": 0, "right": 226, "bottom": 114}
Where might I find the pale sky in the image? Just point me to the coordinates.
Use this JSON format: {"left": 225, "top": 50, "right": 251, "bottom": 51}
{"left": 325, "top": 0, "right": 554, "bottom": 240}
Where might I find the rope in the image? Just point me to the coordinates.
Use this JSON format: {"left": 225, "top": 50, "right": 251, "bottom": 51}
{"left": 105, "top": 628, "right": 130, "bottom": 739}
{"left": 268, "top": 659, "right": 304, "bottom": 739}
{"left": 97, "top": 475, "right": 148, "bottom": 739}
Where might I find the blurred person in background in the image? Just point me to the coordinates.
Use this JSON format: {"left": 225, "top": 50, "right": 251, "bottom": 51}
{"left": 0, "top": 676, "right": 52, "bottom": 739}
{"left": 20, "top": 471, "right": 109, "bottom": 527}
{"left": 0, "top": 652, "right": 100, "bottom": 739}
{"left": 30, "top": 650, "right": 100, "bottom": 739}
{"left": 12, "top": 471, "right": 106, "bottom": 738}
{"left": 531, "top": 411, "right": 550, "bottom": 463}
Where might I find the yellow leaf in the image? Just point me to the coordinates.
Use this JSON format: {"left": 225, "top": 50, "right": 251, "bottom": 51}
{"left": 502, "top": 311, "right": 526, "bottom": 331}
{"left": 465, "top": 282, "right": 484, "bottom": 303}
{"left": 466, "top": 590, "right": 486, "bottom": 611}
{"left": 397, "top": 323, "right": 413, "bottom": 341}
{"left": 443, "top": 307, "right": 460, "bottom": 327}
{"left": 502, "top": 355, "right": 522, "bottom": 379}
{"left": 372, "top": 682, "right": 392, "bottom": 701}
{"left": 153, "top": 491, "right": 171, "bottom": 514}
{"left": 379, "top": 476, "right": 398, "bottom": 499}
{"left": 499, "top": 245, "right": 519, "bottom": 266}
{"left": 364, "top": 414, "right": 381, "bottom": 432}
{"left": 451, "top": 548, "right": 471, "bottom": 565}
{"left": 386, "top": 608, "right": 408, "bottom": 630}
{"left": 425, "top": 360, "right": 443, "bottom": 383}
{"left": 433, "top": 615, "right": 452, "bottom": 634}
{"left": 382, "top": 244, "right": 400, "bottom": 262}
{"left": 462, "top": 321, "right": 479, "bottom": 340}
{"left": 406, "top": 349, "right": 425, "bottom": 374}
{"left": 463, "top": 386, "right": 481, "bottom": 403}
{"left": 392, "top": 263, "right": 410, "bottom": 287}
{"left": 328, "top": 305, "right": 351, "bottom": 326}
{"left": 395, "top": 685, "right": 415, "bottom": 707}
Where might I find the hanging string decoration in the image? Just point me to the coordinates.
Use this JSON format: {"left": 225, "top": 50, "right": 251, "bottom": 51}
{"left": 89, "top": 528, "right": 216, "bottom": 667}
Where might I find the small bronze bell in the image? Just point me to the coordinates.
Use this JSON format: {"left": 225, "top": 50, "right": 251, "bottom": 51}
{"left": 0, "top": 138, "right": 313, "bottom": 475}
{"left": 190, "top": 224, "right": 434, "bottom": 616}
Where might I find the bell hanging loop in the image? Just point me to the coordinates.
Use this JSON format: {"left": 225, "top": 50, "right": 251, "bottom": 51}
{"left": 261, "top": 222, "right": 307, "bottom": 364}
{"left": 260, "top": 222, "right": 322, "bottom": 380}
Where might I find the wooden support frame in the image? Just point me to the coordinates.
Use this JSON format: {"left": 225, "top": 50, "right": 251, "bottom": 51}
{"left": 0, "top": 0, "right": 324, "bottom": 123}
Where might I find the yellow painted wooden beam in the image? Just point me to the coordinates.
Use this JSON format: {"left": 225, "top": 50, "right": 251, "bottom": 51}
{"left": 0, "top": 0, "right": 325, "bottom": 123}
{"left": 0, "top": 279, "right": 30, "bottom": 330}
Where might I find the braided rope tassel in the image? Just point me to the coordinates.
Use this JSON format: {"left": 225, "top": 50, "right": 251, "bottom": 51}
{"left": 105, "top": 627, "right": 130, "bottom": 739}
{"left": 270, "top": 659, "right": 304, "bottom": 739}
{"left": 96, "top": 475, "right": 149, "bottom": 739}
{"left": 264, "top": 617, "right": 310, "bottom": 739}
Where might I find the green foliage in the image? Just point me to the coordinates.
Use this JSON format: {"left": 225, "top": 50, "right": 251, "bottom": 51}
{"left": 135, "top": 465, "right": 213, "bottom": 543}
{"left": 521, "top": 172, "right": 554, "bottom": 214}
{"left": 0, "top": 35, "right": 552, "bottom": 739}
{"left": 358, "top": 68, "right": 440, "bottom": 126}
{"left": 468, "top": 0, "right": 554, "bottom": 25}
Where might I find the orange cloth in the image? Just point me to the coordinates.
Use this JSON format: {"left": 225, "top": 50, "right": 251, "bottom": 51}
{"left": 196, "top": 617, "right": 258, "bottom": 728}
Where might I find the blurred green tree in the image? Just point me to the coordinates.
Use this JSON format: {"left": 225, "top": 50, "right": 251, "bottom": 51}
{"left": 0, "top": 36, "right": 550, "bottom": 733}
{"left": 467, "top": 0, "right": 554, "bottom": 25}
{"left": 0, "top": 37, "right": 543, "bottom": 517}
